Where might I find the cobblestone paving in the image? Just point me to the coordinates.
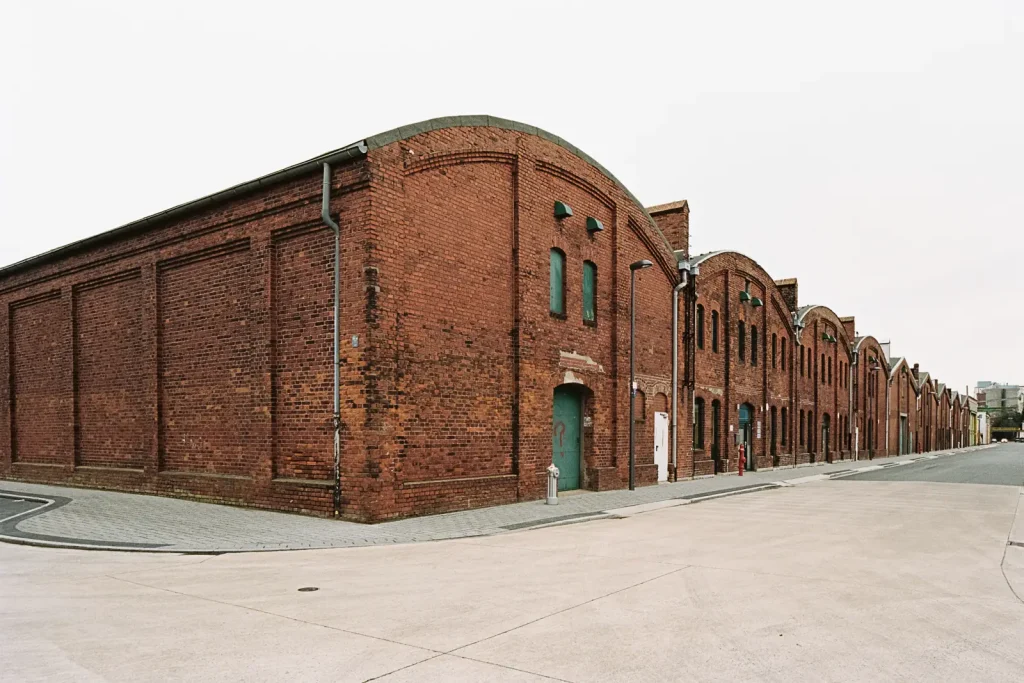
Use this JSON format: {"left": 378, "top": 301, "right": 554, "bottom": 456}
{"left": 0, "top": 447, "right": 987, "bottom": 552}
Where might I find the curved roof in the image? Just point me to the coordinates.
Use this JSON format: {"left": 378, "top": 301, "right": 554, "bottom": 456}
{"left": 687, "top": 250, "right": 798, "bottom": 331}
{"left": 1, "top": 115, "right": 674, "bottom": 278}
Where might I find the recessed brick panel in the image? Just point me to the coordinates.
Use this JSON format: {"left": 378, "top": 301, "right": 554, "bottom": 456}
{"left": 73, "top": 272, "right": 147, "bottom": 469}
{"left": 271, "top": 227, "right": 333, "bottom": 481}
{"left": 157, "top": 242, "right": 254, "bottom": 476}
{"left": 10, "top": 292, "right": 68, "bottom": 465}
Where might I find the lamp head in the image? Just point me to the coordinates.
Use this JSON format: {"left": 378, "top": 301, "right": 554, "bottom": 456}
{"left": 630, "top": 259, "right": 654, "bottom": 271}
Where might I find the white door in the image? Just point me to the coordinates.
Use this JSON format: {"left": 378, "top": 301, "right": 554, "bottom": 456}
{"left": 654, "top": 412, "right": 670, "bottom": 482}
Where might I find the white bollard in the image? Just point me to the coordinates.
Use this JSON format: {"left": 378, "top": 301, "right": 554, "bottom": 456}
{"left": 546, "top": 464, "right": 560, "bottom": 505}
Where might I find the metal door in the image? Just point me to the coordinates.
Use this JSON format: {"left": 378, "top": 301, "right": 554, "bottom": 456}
{"left": 552, "top": 387, "right": 581, "bottom": 491}
{"left": 654, "top": 412, "right": 669, "bottom": 482}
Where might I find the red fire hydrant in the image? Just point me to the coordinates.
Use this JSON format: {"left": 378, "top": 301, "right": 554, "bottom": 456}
{"left": 738, "top": 444, "right": 745, "bottom": 476}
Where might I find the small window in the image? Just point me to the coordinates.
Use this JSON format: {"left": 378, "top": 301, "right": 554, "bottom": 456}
{"left": 772, "top": 333, "right": 778, "bottom": 369}
{"left": 738, "top": 321, "right": 746, "bottom": 362}
{"left": 799, "top": 409, "right": 805, "bottom": 446}
{"left": 781, "top": 338, "right": 787, "bottom": 371}
{"left": 693, "top": 397, "right": 705, "bottom": 449}
{"left": 711, "top": 311, "right": 719, "bottom": 353}
{"left": 582, "top": 261, "right": 596, "bottom": 324}
{"left": 696, "top": 305, "right": 705, "bottom": 350}
{"left": 549, "top": 249, "right": 565, "bottom": 316}
{"left": 751, "top": 325, "right": 758, "bottom": 366}
{"left": 781, "top": 407, "right": 788, "bottom": 446}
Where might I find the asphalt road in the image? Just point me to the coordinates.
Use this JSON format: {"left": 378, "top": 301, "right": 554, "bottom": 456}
{"left": 841, "top": 442, "right": 1024, "bottom": 486}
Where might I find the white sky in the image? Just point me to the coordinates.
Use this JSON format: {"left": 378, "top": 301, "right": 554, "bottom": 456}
{"left": 2, "top": 1, "right": 1021, "bottom": 395}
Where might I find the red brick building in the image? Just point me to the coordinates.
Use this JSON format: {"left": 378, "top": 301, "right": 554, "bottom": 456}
{"left": 0, "top": 116, "right": 977, "bottom": 520}
{"left": 0, "top": 117, "right": 683, "bottom": 521}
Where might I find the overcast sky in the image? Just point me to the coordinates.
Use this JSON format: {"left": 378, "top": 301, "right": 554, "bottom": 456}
{"left": 2, "top": 1, "right": 1021, "bottom": 395}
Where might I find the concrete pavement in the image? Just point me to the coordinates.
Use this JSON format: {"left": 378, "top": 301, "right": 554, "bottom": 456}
{"left": 2, "top": 447, "right": 1023, "bottom": 682}
{"left": 0, "top": 446, "right": 993, "bottom": 552}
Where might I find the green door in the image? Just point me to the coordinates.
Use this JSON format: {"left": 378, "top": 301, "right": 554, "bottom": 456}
{"left": 552, "top": 387, "right": 582, "bottom": 491}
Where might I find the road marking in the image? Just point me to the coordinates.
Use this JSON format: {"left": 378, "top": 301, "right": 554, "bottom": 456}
{"left": 0, "top": 492, "right": 54, "bottom": 526}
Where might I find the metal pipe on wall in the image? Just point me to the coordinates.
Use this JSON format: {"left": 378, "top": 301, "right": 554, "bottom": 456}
{"left": 670, "top": 269, "right": 689, "bottom": 481}
{"left": 321, "top": 163, "right": 342, "bottom": 517}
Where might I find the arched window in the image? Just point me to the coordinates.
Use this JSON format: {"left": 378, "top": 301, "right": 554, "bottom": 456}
{"left": 800, "top": 347, "right": 805, "bottom": 377}
{"left": 549, "top": 249, "right": 565, "bottom": 316}
{"left": 738, "top": 321, "right": 746, "bottom": 362}
{"left": 772, "top": 333, "right": 778, "bottom": 369}
{"left": 781, "top": 407, "right": 788, "bottom": 446}
{"left": 711, "top": 311, "right": 719, "bottom": 353}
{"left": 635, "top": 389, "right": 646, "bottom": 422}
{"left": 582, "top": 261, "right": 597, "bottom": 324}
{"left": 828, "top": 357, "right": 833, "bottom": 385}
{"left": 821, "top": 353, "right": 826, "bottom": 384}
{"left": 781, "top": 338, "right": 787, "bottom": 371}
{"left": 751, "top": 325, "right": 758, "bottom": 366}
{"left": 799, "top": 409, "right": 805, "bottom": 446}
{"left": 696, "top": 305, "right": 705, "bottom": 350}
{"left": 693, "top": 397, "right": 705, "bottom": 449}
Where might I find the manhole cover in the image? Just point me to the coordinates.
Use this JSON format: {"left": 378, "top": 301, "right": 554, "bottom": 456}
{"left": 297, "top": 586, "right": 319, "bottom": 592}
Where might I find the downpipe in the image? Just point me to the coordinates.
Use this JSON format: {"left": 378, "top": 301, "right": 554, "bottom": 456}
{"left": 321, "top": 163, "right": 342, "bottom": 517}
{"left": 671, "top": 270, "right": 689, "bottom": 481}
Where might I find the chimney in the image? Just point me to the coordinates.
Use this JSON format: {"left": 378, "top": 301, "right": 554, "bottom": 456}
{"left": 646, "top": 200, "right": 689, "bottom": 258}
{"left": 774, "top": 278, "right": 798, "bottom": 312}
{"left": 912, "top": 363, "right": 919, "bottom": 380}
{"left": 839, "top": 316, "right": 856, "bottom": 341}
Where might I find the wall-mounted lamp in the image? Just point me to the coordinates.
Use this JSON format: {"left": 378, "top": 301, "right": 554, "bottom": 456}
{"left": 554, "top": 201, "right": 573, "bottom": 219}
{"left": 586, "top": 217, "right": 604, "bottom": 233}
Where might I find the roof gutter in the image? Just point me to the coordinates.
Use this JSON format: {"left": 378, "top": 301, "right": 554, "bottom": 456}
{"left": 0, "top": 140, "right": 369, "bottom": 278}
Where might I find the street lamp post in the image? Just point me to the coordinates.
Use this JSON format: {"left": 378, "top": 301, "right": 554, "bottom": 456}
{"left": 629, "top": 259, "right": 653, "bottom": 491}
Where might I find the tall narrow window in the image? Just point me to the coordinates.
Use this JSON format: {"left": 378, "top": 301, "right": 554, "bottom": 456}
{"left": 800, "top": 347, "right": 805, "bottom": 376}
{"left": 781, "top": 407, "right": 788, "bottom": 446}
{"left": 828, "top": 357, "right": 833, "bottom": 385}
{"left": 751, "top": 325, "right": 758, "bottom": 366}
{"left": 711, "top": 400, "right": 721, "bottom": 460}
{"left": 693, "top": 397, "right": 705, "bottom": 449}
{"left": 821, "top": 353, "right": 826, "bottom": 384}
{"left": 711, "top": 311, "right": 719, "bottom": 353}
{"left": 781, "top": 338, "right": 787, "bottom": 371}
{"left": 582, "top": 261, "right": 596, "bottom": 324}
{"left": 549, "top": 249, "right": 565, "bottom": 316}
{"left": 772, "top": 333, "right": 778, "bottom": 369}
{"left": 696, "top": 305, "right": 705, "bottom": 350}
{"left": 799, "top": 409, "right": 805, "bottom": 446}
{"left": 738, "top": 321, "right": 746, "bottom": 362}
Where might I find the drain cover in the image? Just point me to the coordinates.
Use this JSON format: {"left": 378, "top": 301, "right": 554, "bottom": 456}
{"left": 297, "top": 586, "right": 319, "bottom": 592}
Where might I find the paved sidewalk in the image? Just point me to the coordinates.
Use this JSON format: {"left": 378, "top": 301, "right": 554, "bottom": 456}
{"left": 0, "top": 446, "right": 990, "bottom": 553}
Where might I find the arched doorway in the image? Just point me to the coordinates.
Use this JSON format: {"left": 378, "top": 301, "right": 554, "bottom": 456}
{"left": 821, "top": 413, "right": 831, "bottom": 463}
{"left": 552, "top": 385, "right": 583, "bottom": 491}
{"left": 739, "top": 403, "right": 755, "bottom": 471}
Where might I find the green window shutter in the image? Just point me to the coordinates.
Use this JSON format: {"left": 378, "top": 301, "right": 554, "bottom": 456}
{"left": 550, "top": 249, "right": 565, "bottom": 315}
{"left": 582, "top": 261, "right": 596, "bottom": 322}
